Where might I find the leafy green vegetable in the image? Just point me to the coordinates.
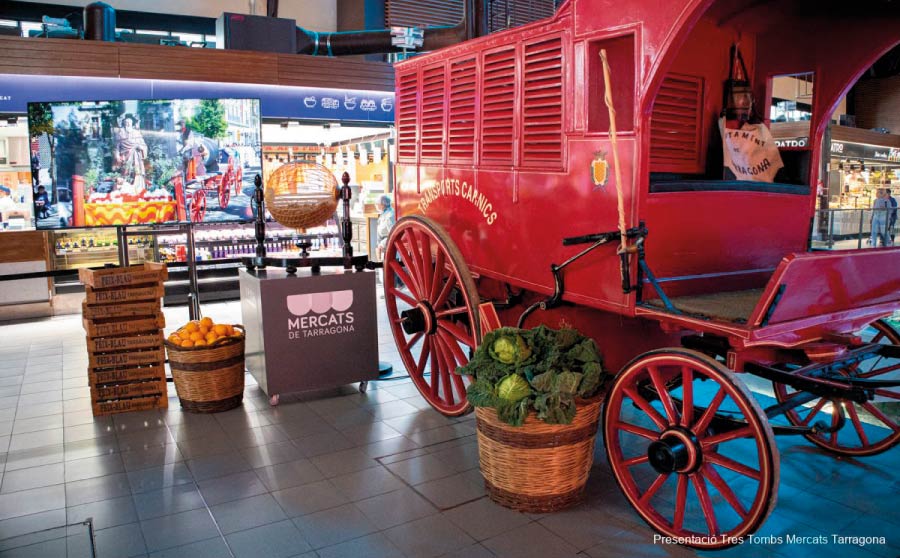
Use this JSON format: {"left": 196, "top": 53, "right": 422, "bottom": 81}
{"left": 497, "top": 374, "right": 531, "bottom": 402}
{"left": 459, "top": 325, "right": 607, "bottom": 426}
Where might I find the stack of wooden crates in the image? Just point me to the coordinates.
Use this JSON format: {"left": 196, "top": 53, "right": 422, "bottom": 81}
{"left": 80, "top": 263, "right": 169, "bottom": 416}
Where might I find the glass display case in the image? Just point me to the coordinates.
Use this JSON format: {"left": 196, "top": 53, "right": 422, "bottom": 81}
{"left": 50, "top": 227, "right": 153, "bottom": 270}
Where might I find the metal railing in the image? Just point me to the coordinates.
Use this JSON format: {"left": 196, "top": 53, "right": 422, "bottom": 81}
{"left": 811, "top": 207, "right": 897, "bottom": 249}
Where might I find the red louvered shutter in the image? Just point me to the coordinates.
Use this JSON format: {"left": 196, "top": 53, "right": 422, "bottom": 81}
{"left": 448, "top": 56, "right": 478, "bottom": 164}
{"left": 396, "top": 70, "right": 419, "bottom": 163}
{"left": 649, "top": 74, "right": 705, "bottom": 174}
{"left": 481, "top": 47, "right": 517, "bottom": 165}
{"left": 420, "top": 64, "right": 446, "bottom": 162}
{"left": 521, "top": 34, "right": 563, "bottom": 168}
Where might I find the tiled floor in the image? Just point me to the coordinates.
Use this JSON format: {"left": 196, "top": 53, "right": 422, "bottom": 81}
{"left": 0, "top": 299, "right": 896, "bottom": 557}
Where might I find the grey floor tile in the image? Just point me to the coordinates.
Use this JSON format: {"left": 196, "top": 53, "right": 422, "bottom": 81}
{"left": 65, "top": 452, "right": 125, "bottom": 483}
{"left": 292, "top": 430, "right": 355, "bottom": 457}
{"left": 67, "top": 494, "right": 138, "bottom": 531}
{"left": 7, "top": 428, "right": 63, "bottom": 453}
{"left": 482, "top": 522, "right": 580, "bottom": 558}
{"left": 132, "top": 484, "right": 206, "bottom": 521}
{"left": 292, "top": 503, "right": 377, "bottom": 549}
{"left": 185, "top": 451, "right": 251, "bottom": 481}
{"left": 14, "top": 402, "right": 62, "bottom": 421}
{"left": 385, "top": 453, "right": 459, "bottom": 485}
{"left": 0, "top": 484, "right": 65, "bottom": 521}
{"left": 310, "top": 448, "right": 380, "bottom": 478}
{"left": 271, "top": 479, "right": 349, "bottom": 518}
{"left": 0, "top": 537, "right": 67, "bottom": 557}
{"left": 0, "top": 508, "right": 66, "bottom": 541}
{"left": 65, "top": 473, "right": 130, "bottom": 509}
{"left": 441, "top": 543, "right": 497, "bottom": 558}
{"left": 117, "top": 428, "right": 176, "bottom": 453}
{"left": 444, "top": 497, "right": 533, "bottom": 541}
{"left": 409, "top": 423, "right": 475, "bottom": 447}
{"left": 239, "top": 440, "right": 305, "bottom": 469}
{"left": 384, "top": 513, "right": 475, "bottom": 557}
{"left": 122, "top": 444, "right": 184, "bottom": 471}
{"left": 359, "top": 436, "right": 421, "bottom": 459}
{"left": 198, "top": 470, "right": 267, "bottom": 506}
{"left": 316, "top": 532, "right": 404, "bottom": 558}
{"left": 209, "top": 493, "right": 286, "bottom": 535}
{"left": 63, "top": 422, "right": 116, "bottom": 444}
{"left": 429, "top": 441, "right": 481, "bottom": 473}
{"left": 139, "top": 508, "right": 220, "bottom": 552}
{"left": 537, "top": 504, "right": 637, "bottom": 552}
{"left": 94, "top": 522, "right": 148, "bottom": 558}
{"left": 10, "top": 414, "right": 63, "bottom": 435}
{"left": 355, "top": 487, "right": 438, "bottom": 530}
{"left": 330, "top": 465, "right": 406, "bottom": 502}
{"left": 0, "top": 463, "right": 64, "bottom": 494}
{"left": 63, "top": 436, "right": 119, "bottom": 461}
{"left": 128, "top": 462, "right": 195, "bottom": 494}
{"left": 146, "top": 536, "right": 232, "bottom": 558}
{"left": 255, "top": 458, "right": 324, "bottom": 492}
{"left": 226, "top": 519, "right": 311, "bottom": 558}
{"left": 176, "top": 433, "right": 235, "bottom": 460}
{"left": 416, "top": 471, "right": 486, "bottom": 509}
{"left": 230, "top": 425, "right": 291, "bottom": 449}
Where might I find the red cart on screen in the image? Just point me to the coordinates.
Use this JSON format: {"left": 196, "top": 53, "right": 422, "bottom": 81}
{"left": 382, "top": 0, "right": 900, "bottom": 548}
{"left": 181, "top": 148, "right": 243, "bottom": 222}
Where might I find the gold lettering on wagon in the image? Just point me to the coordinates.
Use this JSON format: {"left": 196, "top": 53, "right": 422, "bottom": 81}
{"left": 417, "top": 178, "right": 498, "bottom": 225}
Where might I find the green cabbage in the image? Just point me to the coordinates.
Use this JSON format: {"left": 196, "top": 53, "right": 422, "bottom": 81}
{"left": 490, "top": 334, "right": 532, "bottom": 365}
{"left": 496, "top": 374, "right": 531, "bottom": 402}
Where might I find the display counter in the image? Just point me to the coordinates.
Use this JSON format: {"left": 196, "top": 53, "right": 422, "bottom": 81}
{"left": 239, "top": 267, "right": 379, "bottom": 401}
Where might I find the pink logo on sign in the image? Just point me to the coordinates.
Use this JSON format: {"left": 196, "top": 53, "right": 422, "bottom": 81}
{"left": 286, "top": 291, "right": 353, "bottom": 316}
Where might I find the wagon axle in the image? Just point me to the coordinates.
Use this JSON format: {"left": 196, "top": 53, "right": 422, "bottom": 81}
{"left": 647, "top": 427, "right": 702, "bottom": 474}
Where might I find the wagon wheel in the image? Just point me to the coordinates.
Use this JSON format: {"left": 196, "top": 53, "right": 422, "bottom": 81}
{"left": 219, "top": 174, "right": 231, "bottom": 208}
{"left": 190, "top": 189, "right": 206, "bottom": 222}
{"left": 604, "top": 349, "right": 779, "bottom": 550}
{"left": 772, "top": 319, "right": 900, "bottom": 456}
{"left": 235, "top": 167, "right": 243, "bottom": 196}
{"left": 384, "top": 215, "right": 481, "bottom": 416}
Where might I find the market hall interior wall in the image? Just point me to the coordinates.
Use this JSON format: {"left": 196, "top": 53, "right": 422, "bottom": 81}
{"left": 19, "top": 0, "right": 338, "bottom": 32}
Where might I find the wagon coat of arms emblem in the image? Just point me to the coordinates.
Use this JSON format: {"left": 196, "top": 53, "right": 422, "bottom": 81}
{"left": 591, "top": 151, "right": 609, "bottom": 189}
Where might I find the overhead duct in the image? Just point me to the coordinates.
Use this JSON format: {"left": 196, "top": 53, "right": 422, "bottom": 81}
{"left": 295, "top": 0, "right": 487, "bottom": 56}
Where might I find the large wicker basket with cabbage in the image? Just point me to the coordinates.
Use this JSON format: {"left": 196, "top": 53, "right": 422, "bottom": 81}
{"left": 455, "top": 325, "right": 609, "bottom": 512}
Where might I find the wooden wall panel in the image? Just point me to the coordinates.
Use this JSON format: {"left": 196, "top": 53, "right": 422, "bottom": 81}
{"left": 0, "top": 36, "right": 394, "bottom": 92}
{"left": 853, "top": 76, "right": 900, "bottom": 135}
{"left": 0, "top": 231, "right": 48, "bottom": 264}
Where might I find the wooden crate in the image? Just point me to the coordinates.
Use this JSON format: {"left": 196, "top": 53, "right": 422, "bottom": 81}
{"left": 90, "top": 364, "right": 165, "bottom": 385}
{"left": 82, "top": 300, "right": 161, "bottom": 320}
{"left": 92, "top": 394, "right": 168, "bottom": 416}
{"left": 89, "top": 348, "right": 165, "bottom": 371}
{"left": 79, "top": 262, "right": 168, "bottom": 289}
{"left": 85, "top": 284, "right": 164, "bottom": 305}
{"left": 83, "top": 314, "right": 165, "bottom": 339}
{"left": 91, "top": 378, "right": 167, "bottom": 401}
{"left": 87, "top": 331, "right": 163, "bottom": 354}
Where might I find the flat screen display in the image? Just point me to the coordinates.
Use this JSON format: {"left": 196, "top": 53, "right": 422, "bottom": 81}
{"left": 28, "top": 98, "right": 261, "bottom": 228}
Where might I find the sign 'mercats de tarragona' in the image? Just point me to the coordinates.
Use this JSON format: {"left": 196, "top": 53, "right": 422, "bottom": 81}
{"left": 286, "top": 290, "right": 355, "bottom": 339}
{"left": 417, "top": 176, "right": 498, "bottom": 225}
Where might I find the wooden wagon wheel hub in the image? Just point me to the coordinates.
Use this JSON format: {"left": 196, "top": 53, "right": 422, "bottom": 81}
{"left": 648, "top": 427, "right": 701, "bottom": 474}
{"left": 400, "top": 301, "right": 437, "bottom": 336}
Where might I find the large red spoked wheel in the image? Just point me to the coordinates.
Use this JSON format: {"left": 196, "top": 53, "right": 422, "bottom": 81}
{"left": 384, "top": 216, "right": 481, "bottom": 416}
{"left": 773, "top": 319, "right": 900, "bottom": 456}
{"left": 190, "top": 189, "right": 206, "bottom": 222}
{"left": 218, "top": 175, "right": 231, "bottom": 208}
{"left": 235, "top": 167, "right": 243, "bottom": 196}
{"left": 604, "top": 349, "right": 778, "bottom": 550}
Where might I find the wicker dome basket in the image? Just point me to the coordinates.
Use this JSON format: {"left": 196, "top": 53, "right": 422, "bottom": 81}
{"left": 264, "top": 162, "right": 340, "bottom": 230}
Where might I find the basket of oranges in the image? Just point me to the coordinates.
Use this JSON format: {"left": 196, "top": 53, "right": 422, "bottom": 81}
{"left": 164, "top": 317, "right": 245, "bottom": 413}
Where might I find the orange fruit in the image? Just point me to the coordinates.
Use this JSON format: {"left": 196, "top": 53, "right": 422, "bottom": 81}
{"left": 189, "top": 332, "right": 204, "bottom": 342}
{"left": 199, "top": 326, "right": 209, "bottom": 336}
{"left": 180, "top": 339, "right": 194, "bottom": 348}
{"left": 205, "top": 332, "right": 217, "bottom": 343}
{"left": 225, "top": 325, "right": 235, "bottom": 336}
{"left": 213, "top": 324, "right": 228, "bottom": 336}
{"left": 167, "top": 334, "right": 180, "bottom": 344}
{"left": 194, "top": 339, "right": 207, "bottom": 347}
{"left": 200, "top": 317, "right": 213, "bottom": 328}
{"left": 184, "top": 322, "right": 199, "bottom": 333}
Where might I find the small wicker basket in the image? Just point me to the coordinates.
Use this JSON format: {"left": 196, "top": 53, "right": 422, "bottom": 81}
{"left": 264, "top": 162, "right": 339, "bottom": 230}
{"left": 165, "top": 326, "right": 246, "bottom": 413}
{"left": 474, "top": 395, "right": 603, "bottom": 513}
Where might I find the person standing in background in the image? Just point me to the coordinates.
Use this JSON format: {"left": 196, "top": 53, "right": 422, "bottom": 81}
{"left": 375, "top": 194, "right": 395, "bottom": 261}
{"left": 887, "top": 188, "right": 897, "bottom": 244}
{"left": 870, "top": 188, "right": 890, "bottom": 247}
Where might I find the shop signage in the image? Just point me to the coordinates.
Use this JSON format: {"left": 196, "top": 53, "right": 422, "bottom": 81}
{"left": 286, "top": 290, "right": 355, "bottom": 339}
{"left": 831, "top": 141, "right": 900, "bottom": 162}
{"left": 0, "top": 74, "right": 394, "bottom": 122}
{"left": 418, "top": 175, "right": 498, "bottom": 225}
{"left": 775, "top": 136, "right": 808, "bottom": 148}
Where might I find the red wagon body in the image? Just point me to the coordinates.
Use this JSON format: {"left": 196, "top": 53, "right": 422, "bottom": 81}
{"left": 383, "top": 0, "right": 900, "bottom": 548}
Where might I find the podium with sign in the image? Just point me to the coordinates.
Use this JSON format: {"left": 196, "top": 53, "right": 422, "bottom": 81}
{"left": 239, "top": 267, "right": 378, "bottom": 404}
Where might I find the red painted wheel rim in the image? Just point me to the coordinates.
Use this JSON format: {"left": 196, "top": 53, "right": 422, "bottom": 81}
{"left": 773, "top": 319, "right": 900, "bottom": 456}
{"left": 604, "top": 349, "right": 778, "bottom": 549}
{"left": 190, "top": 189, "right": 206, "bottom": 222}
{"left": 384, "top": 217, "right": 480, "bottom": 416}
{"left": 219, "top": 174, "right": 231, "bottom": 208}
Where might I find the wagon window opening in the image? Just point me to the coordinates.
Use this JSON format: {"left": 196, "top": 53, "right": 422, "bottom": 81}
{"left": 768, "top": 73, "right": 816, "bottom": 187}
{"left": 587, "top": 35, "right": 635, "bottom": 134}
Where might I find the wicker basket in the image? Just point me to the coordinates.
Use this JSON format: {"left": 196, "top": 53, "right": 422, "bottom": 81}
{"left": 165, "top": 326, "right": 246, "bottom": 413}
{"left": 264, "top": 162, "right": 339, "bottom": 230}
{"left": 474, "top": 395, "right": 603, "bottom": 513}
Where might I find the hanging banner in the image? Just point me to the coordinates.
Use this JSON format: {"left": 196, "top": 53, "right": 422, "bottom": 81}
{"left": 719, "top": 117, "right": 784, "bottom": 182}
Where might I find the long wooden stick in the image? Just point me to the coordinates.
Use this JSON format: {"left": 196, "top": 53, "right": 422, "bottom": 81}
{"left": 599, "top": 49, "right": 627, "bottom": 254}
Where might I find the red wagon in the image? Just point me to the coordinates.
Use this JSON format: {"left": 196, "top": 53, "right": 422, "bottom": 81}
{"left": 185, "top": 148, "right": 243, "bottom": 222}
{"left": 382, "top": 0, "right": 900, "bottom": 549}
